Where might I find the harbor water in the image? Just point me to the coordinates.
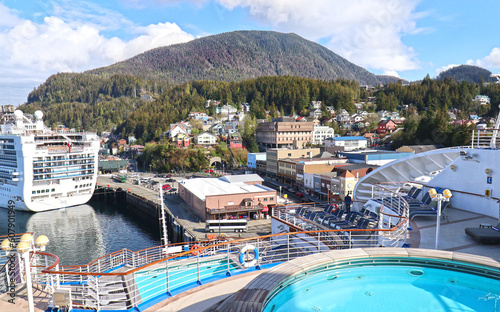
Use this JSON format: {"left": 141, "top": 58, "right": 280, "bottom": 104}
{"left": 0, "top": 199, "right": 162, "bottom": 266}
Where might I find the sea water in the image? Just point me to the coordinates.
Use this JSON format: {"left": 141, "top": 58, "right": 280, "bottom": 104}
{"left": 0, "top": 200, "right": 161, "bottom": 265}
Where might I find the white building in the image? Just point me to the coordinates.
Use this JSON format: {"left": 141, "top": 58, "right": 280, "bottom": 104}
{"left": 220, "top": 104, "right": 238, "bottom": 115}
{"left": 473, "top": 95, "right": 491, "bottom": 105}
{"left": 309, "top": 109, "right": 322, "bottom": 119}
{"left": 169, "top": 124, "right": 189, "bottom": 138}
{"left": 325, "top": 136, "right": 368, "bottom": 151}
{"left": 312, "top": 126, "right": 335, "bottom": 145}
{"left": 310, "top": 101, "right": 322, "bottom": 110}
{"left": 194, "top": 132, "right": 217, "bottom": 146}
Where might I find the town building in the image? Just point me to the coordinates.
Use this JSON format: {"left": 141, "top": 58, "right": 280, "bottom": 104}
{"left": 169, "top": 124, "right": 190, "bottom": 138}
{"left": 324, "top": 136, "right": 368, "bottom": 152}
{"left": 266, "top": 148, "right": 321, "bottom": 179}
{"left": 396, "top": 145, "right": 442, "bottom": 154}
{"left": 256, "top": 120, "right": 314, "bottom": 148}
{"left": 194, "top": 132, "right": 217, "bottom": 146}
{"left": 247, "top": 152, "right": 267, "bottom": 170}
{"left": 178, "top": 174, "right": 276, "bottom": 221}
{"left": 309, "top": 101, "right": 322, "bottom": 110}
{"left": 312, "top": 126, "right": 334, "bottom": 145}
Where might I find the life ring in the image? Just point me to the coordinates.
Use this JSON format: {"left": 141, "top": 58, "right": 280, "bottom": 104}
{"left": 239, "top": 244, "right": 259, "bottom": 268}
{"left": 329, "top": 203, "right": 338, "bottom": 211}
{"left": 190, "top": 244, "right": 203, "bottom": 256}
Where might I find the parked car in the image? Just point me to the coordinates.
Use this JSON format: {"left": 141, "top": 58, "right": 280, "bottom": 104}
{"left": 162, "top": 184, "right": 172, "bottom": 190}
{"left": 166, "top": 174, "right": 173, "bottom": 178}
{"left": 295, "top": 192, "right": 304, "bottom": 197}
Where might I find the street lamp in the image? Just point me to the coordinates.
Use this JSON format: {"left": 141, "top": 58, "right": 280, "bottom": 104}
{"left": 149, "top": 164, "right": 152, "bottom": 174}
{"left": 279, "top": 186, "right": 282, "bottom": 198}
{"left": 428, "top": 188, "right": 452, "bottom": 250}
{"left": 1, "top": 234, "right": 50, "bottom": 312}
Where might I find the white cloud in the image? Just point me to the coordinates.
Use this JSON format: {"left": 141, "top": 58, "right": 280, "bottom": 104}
{"left": 0, "top": 2, "right": 195, "bottom": 105}
{"left": 467, "top": 48, "right": 500, "bottom": 69}
{"left": 435, "top": 64, "right": 460, "bottom": 77}
{"left": 216, "top": 0, "right": 423, "bottom": 72}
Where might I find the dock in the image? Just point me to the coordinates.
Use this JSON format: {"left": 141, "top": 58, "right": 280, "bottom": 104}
{"left": 96, "top": 175, "right": 271, "bottom": 242}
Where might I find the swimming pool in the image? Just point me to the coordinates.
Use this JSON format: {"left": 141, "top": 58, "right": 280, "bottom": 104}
{"left": 263, "top": 258, "right": 500, "bottom": 312}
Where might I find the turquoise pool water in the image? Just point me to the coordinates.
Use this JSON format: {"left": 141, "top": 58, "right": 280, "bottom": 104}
{"left": 135, "top": 257, "right": 238, "bottom": 302}
{"left": 263, "top": 262, "right": 500, "bottom": 312}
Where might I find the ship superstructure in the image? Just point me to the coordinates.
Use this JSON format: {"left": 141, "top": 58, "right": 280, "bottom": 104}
{"left": 0, "top": 107, "right": 99, "bottom": 212}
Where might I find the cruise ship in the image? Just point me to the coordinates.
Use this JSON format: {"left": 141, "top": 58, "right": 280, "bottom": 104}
{"left": 0, "top": 106, "right": 99, "bottom": 212}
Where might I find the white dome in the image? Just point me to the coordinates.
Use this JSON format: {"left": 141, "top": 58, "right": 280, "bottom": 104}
{"left": 13, "top": 110, "right": 23, "bottom": 118}
{"left": 34, "top": 110, "right": 43, "bottom": 120}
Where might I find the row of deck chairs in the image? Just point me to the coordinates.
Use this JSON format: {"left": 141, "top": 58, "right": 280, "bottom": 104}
{"left": 295, "top": 205, "right": 379, "bottom": 233}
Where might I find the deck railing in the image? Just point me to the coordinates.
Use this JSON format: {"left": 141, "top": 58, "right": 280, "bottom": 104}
{"left": 471, "top": 128, "right": 500, "bottom": 149}
{"left": 1, "top": 186, "right": 410, "bottom": 311}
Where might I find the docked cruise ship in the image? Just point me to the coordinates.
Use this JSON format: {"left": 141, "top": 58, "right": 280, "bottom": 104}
{"left": 0, "top": 106, "right": 99, "bottom": 212}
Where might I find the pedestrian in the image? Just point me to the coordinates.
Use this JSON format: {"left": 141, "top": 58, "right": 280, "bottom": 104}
{"left": 344, "top": 194, "right": 352, "bottom": 212}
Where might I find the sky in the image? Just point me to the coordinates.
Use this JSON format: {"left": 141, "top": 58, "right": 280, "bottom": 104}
{"left": 1, "top": 0, "right": 499, "bottom": 106}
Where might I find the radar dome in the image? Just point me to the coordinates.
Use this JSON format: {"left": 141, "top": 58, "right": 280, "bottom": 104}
{"left": 13, "top": 110, "right": 23, "bottom": 118}
{"left": 34, "top": 110, "right": 43, "bottom": 120}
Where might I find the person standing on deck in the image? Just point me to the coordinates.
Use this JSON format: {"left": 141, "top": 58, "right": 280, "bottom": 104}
{"left": 344, "top": 194, "right": 352, "bottom": 212}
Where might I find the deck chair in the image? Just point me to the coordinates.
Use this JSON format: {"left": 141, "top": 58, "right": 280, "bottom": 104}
{"left": 465, "top": 222, "right": 500, "bottom": 244}
{"left": 409, "top": 201, "right": 449, "bottom": 221}
{"left": 407, "top": 192, "right": 431, "bottom": 207}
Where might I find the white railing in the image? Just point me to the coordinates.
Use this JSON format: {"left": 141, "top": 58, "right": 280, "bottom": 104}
{"left": 4, "top": 185, "right": 411, "bottom": 311}
{"left": 471, "top": 129, "right": 500, "bottom": 149}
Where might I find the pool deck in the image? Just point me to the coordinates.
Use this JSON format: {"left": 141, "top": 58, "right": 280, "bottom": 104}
{"left": 147, "top": 206, "right": 500, "bottom": 312}
{"left": 1, "top": 206, "right": 499, "bottom": 312}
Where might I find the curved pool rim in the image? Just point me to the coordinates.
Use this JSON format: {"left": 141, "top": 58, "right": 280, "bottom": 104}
{"left": 216, "top": 248, "right": 500, "bottom": 312}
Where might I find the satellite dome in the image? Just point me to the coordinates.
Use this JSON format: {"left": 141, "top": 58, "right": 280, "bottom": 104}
{"left": 34, "top": 110, "right": 43, "bottom": 120}
{"left": 13, "top": 110, "right": 23, "bottom": 118}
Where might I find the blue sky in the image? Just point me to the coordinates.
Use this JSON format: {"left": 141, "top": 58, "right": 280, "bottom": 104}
{"left": 1, "top": 0, "right": 499, "bottom": 105}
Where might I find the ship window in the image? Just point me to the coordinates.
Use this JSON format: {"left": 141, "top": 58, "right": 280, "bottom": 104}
{"left": 52, "top": 189, "right": 55, "bottom": 192}
{"left": 37, "top": 190, "right": 40, "bottom": 194}
{"left": 32, "top": 191, "right": 36, "bottom": 194}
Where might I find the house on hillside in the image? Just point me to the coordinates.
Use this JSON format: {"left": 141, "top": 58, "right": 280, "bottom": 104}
{"left": 310, "top": 109, "right": 322, "bottom": 119}
{"left": 228, "top": 133, "right": 243, "bottom": 148}
{"left": 220, "top": 104, "right": 238, "bottom": 115}
{"left": 194, "top": 132, "right": 217, "bottom": 146}
{"left": 310, "top": 101, "right": 322, "bottom": 110}
{"left": 168, "top": 124, "right": 189, "bottom": 138}
{"left": 172, "top": 133, "right": 191, "bottom": 148}
{"left": 377, "top": 119, "right": 396, "bottom": 134}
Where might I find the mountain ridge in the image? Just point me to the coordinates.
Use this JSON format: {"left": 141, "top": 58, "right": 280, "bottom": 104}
{"left": 87, "top": 30, "right": 400, "bottom": 86}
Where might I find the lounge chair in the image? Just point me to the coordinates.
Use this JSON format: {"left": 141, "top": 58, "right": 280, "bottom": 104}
{"left": 409, "top": 201, "right": 449, "bottom": 221}
{"left": 465, "top": 222, "right": 500, "bottom": 244}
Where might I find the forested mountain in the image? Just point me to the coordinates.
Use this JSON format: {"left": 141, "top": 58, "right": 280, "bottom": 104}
{"left": 436, "top": 65, "right": 496, "bottom": 84}
{"left": 88, "top": 30, "right": 399, "bottom": 86}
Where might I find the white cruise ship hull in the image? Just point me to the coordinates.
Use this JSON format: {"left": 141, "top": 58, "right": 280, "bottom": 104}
{"left": 0, "top": 109, "right": 99, "bottom": 212}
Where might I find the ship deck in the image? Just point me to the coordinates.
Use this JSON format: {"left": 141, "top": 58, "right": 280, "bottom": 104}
{"left": 143, "top": 205, "right": 500, "bottom": 312}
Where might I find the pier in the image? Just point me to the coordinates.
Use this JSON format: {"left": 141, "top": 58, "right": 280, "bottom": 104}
{"left": 95, "top": 175, "right": 272, "bottom": 243}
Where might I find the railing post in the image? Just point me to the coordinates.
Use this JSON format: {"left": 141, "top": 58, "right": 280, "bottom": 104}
{"left": 96, "top": 277, "right": 100, "bottom": 311}
{"left": 165, "top": 256, "right": 171, "bottom": 296}
{"left": 226, "top": 242, "right": 231, "bottom": 276}
{"left": 287, "top": 234, "right": 290, "bottom": 261}
{"left": 317, "top": 232, "right": 321, "bottom": 253}
{"left": 196, "top": 252, "right": 201, "bottom": 285}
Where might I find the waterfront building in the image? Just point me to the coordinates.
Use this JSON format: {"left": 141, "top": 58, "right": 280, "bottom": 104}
{"left": 178, "top": 174, "right": 276, "bottom": 220}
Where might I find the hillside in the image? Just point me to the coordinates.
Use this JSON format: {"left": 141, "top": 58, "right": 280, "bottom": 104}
{"left": 436, "top": 65, "right": 496, "bottom": 83}
{"left": 88, "top": 30, "right": 399, "bottom": 86}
